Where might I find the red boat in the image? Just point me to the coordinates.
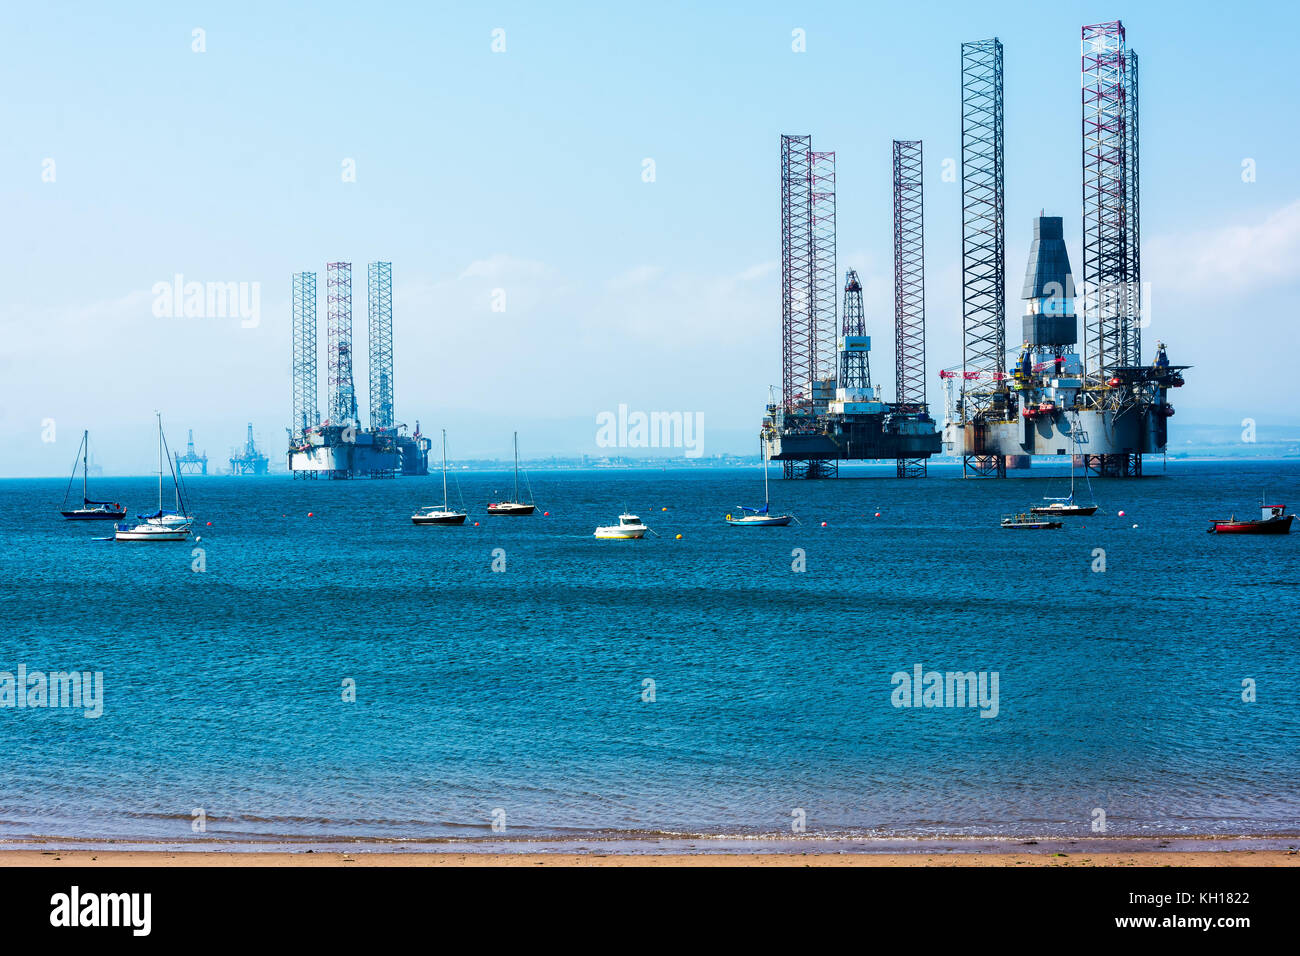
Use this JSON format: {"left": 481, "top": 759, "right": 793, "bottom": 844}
{"left": 1208, "top": 504, "right": 1295, "bottom": 535}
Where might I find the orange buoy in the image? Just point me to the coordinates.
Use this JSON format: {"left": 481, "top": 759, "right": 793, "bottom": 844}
{"left": 874, "top": 512, "right": 881, "bottom": 517}
{"left": 307, "top": 512, "right": 314, "bottom": 517}
{"left": 543, "top": 511, "right": 550, "bottom": 516}
{"left": 821, "top": 521, "right": 828, "bottom": 527}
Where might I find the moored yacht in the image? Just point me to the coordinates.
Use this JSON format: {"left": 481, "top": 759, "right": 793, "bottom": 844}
{"left": 413, "top": 430, "right": 468, "bottom": 525}
{"left": 115, "top": 414, "right": 193, "bottom": 543}
{"left": 594, "top": 514, "right": 650, "bottom": 539}
{"left": 487, "top": 432, "right": 536, "bottom": 516}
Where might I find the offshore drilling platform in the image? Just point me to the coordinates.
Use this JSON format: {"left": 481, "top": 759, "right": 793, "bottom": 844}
{"left": 765, "top": 19, "right": 1185, "bottom": 479}
{"left": 942, "top": 22, "right": 1186, "bottom": 477}
{"left": 287, "top": 262, "right": 430, "bottom": 478}
{"left": 762, "top": 138, "right": 941, "bottom": 478}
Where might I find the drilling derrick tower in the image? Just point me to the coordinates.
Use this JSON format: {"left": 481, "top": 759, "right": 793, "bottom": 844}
{"left": 840, "top": 270, "right": 870, "bottom": 392}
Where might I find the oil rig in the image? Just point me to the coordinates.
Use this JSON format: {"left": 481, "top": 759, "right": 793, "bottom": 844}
{"left": 762, "top": 137, "right": 941, "bottom": 478}
{"left": 287, "top": 262, "right": 430, "bottom": 478}
{"left": 767, "top": 20, "right": 1186, "bottom": 479}
{"left": 229, "top": 423, "right": 269, "bottom": 475}
{"left": 174, "top": 429, "right": 208, "bottom": 476}
{"left": 942, "top": 22, "right": 1187, "bottom": 477}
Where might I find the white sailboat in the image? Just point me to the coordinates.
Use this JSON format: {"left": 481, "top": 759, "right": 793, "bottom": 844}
{"left": 487, "top": 431, "right": 536, "bottom": 516}
{"left": 725, "top": 439, "right": 793, "bottom": 526}
{"left": 115, "top": 414, "right": 194, "bottom": 542}
{"left": 412, "top": 430, "right": 468, "bottom": 525}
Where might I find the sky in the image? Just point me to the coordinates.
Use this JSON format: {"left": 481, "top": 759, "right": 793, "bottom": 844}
{"left": 1, "top": 0, "right": 1298, "bottom": 475}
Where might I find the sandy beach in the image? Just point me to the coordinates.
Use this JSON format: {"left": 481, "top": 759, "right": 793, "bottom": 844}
{"left": 2, "top": 849, "right": 1296, "bottom": 867}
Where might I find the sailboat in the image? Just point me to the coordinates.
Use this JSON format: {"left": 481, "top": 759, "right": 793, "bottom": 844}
{"left": 725, "top": 439, "right": 793, "bottom": 526}
{"left": 412, "top": 430, "right": 467, "bottom": 525}
{"left": 60, "top": 430, "right": 126, "bottom": 519}
{"left": 115, "top": 415, "right": 194, "bottom": 542}
{"left": 487, "top": 432, "right": 536, "bottom": 516}
{"left": 1031, "top": 426, "right": 1097, "bottom": 517}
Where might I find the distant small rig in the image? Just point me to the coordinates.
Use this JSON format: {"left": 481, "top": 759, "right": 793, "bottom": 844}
{"left": 229, "top": 423, "right": 269, "bottom": 475}
{"left": 765, "top": 20, "right": 1185, "bottom": 479}
{"left": 287, "top": 262, "right": 431, "bottom": 478}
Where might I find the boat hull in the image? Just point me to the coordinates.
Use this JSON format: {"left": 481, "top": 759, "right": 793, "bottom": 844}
{"left": 412, "top": 512, "right": 467, "bottom": 525}
{"left": 114, "top": 528, "right": 191, "bottom": 542}
{"left": 725, "top": 515, "right": 793, "bottom": 526}
{"left": 1001, "top": 520, "right": 1063, "bottom": 529}
{"left": 594, "top": 529, "right": 646, "bottom": 539}
{"left": 61, "top": 509, "right": 126, "bottom": 520}
{"left": 1030, "top": 505, "right": 1097, "bottom": 517}
{"left": 1209, "top": 515, "right": 1293, "bottom": 535}
{"left": 487, "top": 503, "right": 535, "bottom": 516}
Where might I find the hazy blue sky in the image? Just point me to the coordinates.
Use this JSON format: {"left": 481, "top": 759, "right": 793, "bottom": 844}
{"left": 2, "top": 0, "right": 1297, "bottom": 475}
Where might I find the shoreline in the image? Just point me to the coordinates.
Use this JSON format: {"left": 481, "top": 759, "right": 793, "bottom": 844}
{"left": 3, "top": 848, "right": 1296, "bottom": 867}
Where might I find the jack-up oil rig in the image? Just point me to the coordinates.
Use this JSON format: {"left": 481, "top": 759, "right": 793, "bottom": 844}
{"left": 766, "top": 20, "right": 1186, "bottom": 479}
{"left": 287, "top": 262, "right": 430, "bottom": 478}
{"left": 762, "top": 137, "right": 941, "bottom": 478}
{"left": 942, "top": 23, "right": 1187, "bottom": 477}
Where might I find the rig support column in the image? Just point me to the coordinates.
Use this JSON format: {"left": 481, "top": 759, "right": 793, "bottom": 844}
{"left": 1081, "top": 20, "right": 1141, "bottom": 477}
{"left": 291, "top": 271, "right": 317, "bottom": 446}
{"left": 892, "top": 139, "right": 928, "bottom": 478}
{"left": 960, "top": 38, "right": 1007, "bottom": 479}
{"left": 326, "top": 261, "right": 358, "bottom": 427}
{"left": 779, "top": 135, "right": 837, "bottom": 478}
{"left": 368, "top": 261, "right": 394, "bottom": 437}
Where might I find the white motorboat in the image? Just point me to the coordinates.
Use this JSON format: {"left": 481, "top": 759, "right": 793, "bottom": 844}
{"left": 594, "top": 514, "right": 650, "bottom": 539}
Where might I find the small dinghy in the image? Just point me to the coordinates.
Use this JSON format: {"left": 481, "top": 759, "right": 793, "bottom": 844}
{"left": 1208, "top": 503, "right": 1294, "bottom": 535}
{"left": 1001, "top": 512, "right": 1063, "bottom": 530}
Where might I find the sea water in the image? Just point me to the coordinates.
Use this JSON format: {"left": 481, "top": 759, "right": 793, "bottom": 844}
{"left": 1, "top": 459, "right": 1297, "bottom": 849}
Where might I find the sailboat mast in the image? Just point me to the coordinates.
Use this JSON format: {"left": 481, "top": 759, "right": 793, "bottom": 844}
{"left": 156, "top": 413, "right": 164, "bottom": 511}
{"left": 82, "top": 430, "right": 88, "bottom": 504}
{"left": 513, "top": 431, "right": 519, "bottom": 501}
{"left": 442, "top": 429, "right": 449, "bottom": 509}
{"left": 762, "top": 438, "right": 769, "bottom": 506}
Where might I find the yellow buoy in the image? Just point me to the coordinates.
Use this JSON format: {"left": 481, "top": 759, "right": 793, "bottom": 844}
{"left": 675, "top": 533, "right": 682, "bottom": 540}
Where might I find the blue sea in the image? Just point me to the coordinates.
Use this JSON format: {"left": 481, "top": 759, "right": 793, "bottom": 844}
{"left": 1, "top": 459, "right": 1297, "bottom": 852}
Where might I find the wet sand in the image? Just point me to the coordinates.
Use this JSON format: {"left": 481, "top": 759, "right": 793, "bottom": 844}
{"left": 2, "top": 849, "right": 1296, "bottom": 867}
